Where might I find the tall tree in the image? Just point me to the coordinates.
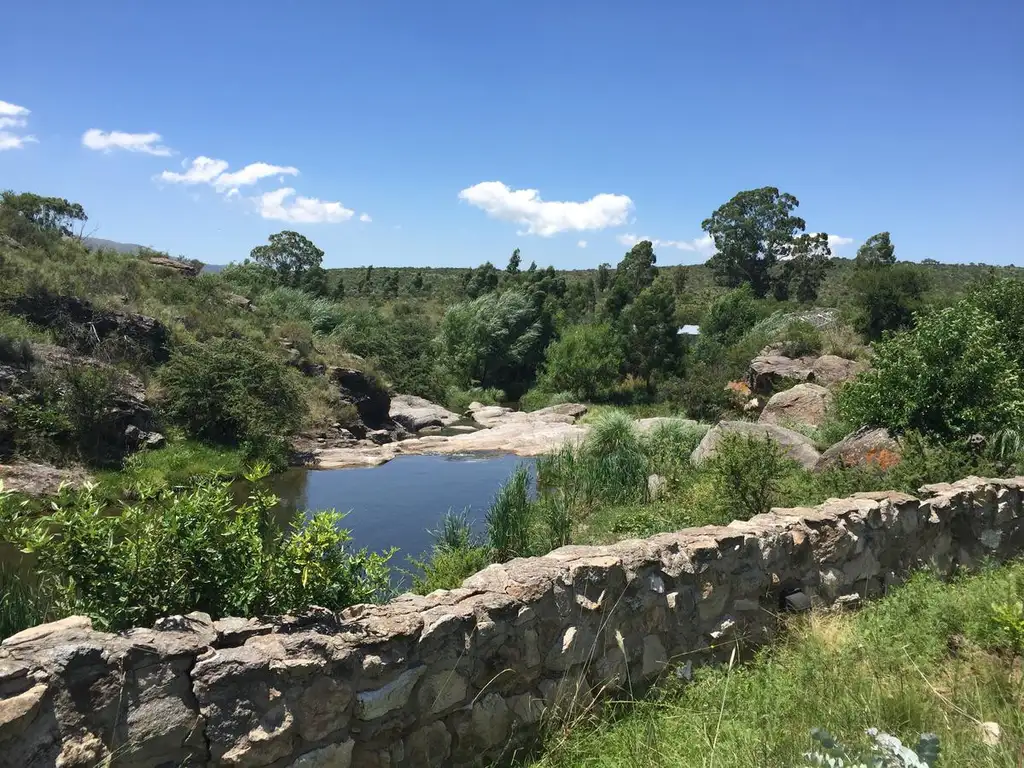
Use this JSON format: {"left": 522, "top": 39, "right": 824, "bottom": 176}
{"left": 0, "top": 191, "right": 88, "bottom": 242}
{"left": 466, "top": 261, "right": 500, "bottom": 298}
{"left": 619, "top": 277, "right": 681, "bottom": 388}
{"left": 506, "top": 248, "right": 521, "bottom": 275}
{"left": 701, "top": 187, "right": 805, "bottom": 297}
{"left": 595, "top": 263, "right": 611, "bottom": 292}
{"left": 604, "top": 240, "right": 658, "bottom": 317}
{"left": 771, "top": 232, "right": 832, "bottom": 302}
{"left": 249, "top": 230, "right": 324, "bottom": 285}
{"left": 855, "top": 231, "right": 896, "bottom": 267}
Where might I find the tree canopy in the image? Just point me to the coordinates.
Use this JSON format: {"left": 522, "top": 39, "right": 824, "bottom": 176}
{"left": 702, "top": 187, "right": 806, "bottom": 297}
{"left": 855, "top": 231, "right": 896, "bottom": 267}
{"left": 249, "top": 230, "right": 324, "bottom": 284}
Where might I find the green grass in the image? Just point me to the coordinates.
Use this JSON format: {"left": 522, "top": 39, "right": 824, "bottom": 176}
{"left": 96, "top": 437, "right": 248, "bottom": 493}
{"left": 526, "top": 563, "right": 1024, "bottom": 768}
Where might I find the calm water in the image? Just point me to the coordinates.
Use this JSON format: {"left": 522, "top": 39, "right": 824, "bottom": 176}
{"left": 267, "top": 454, "right": 536, "bottom": 572}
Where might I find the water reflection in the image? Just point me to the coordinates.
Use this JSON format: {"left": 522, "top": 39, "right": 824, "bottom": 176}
{"left": 264, "top": 454, "right": 537, "bottom": 582}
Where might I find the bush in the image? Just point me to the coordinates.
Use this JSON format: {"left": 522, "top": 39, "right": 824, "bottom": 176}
{"left": 701, "top": 285, "right": 762, "bottom": 346}
{"left": 850, "top": 263, "right": 929, "bottom": 340}
{"left": 160, "top": 337, "right": 303, "bottom": 446}
{"left": 519, "top": 388, "right": 576, "bottom": 412}
{"left": 658, "top": 366, "right": 732, "bottom": 422}
{"left": 777, "top": 320, "right": 823, "bottom": 358}
{"left": 444, "top": 386, "right": 505, "bottom": 414}
{"left": 438, "top": 289, "right": 554, "bottom": 398}
{"left": 839, "top": 301, "right": 1024, "bottom": 439}
{"left": 409, "top": 509, "right": 491, "bottom": 594}
{"left": 707, "top": 432, "right": 794, "bottom": 519}
{"left": 0, "top": 468, "right": 392, "bottom": 632}
{"left": 537, "top": 323, "right": 623, "bottom": 400}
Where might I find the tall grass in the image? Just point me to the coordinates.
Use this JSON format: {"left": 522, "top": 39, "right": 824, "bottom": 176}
{"left": 408, "top": 508, "right": 491, "bottom": 594}
{"left": 528, "top": 564, "right": 1024, "bottom": 768}
{"left": 487, "top": 465, "right": 535, "bottom": 561}
{"left": 0, "top": 564, "right": 51, "bottom": 639}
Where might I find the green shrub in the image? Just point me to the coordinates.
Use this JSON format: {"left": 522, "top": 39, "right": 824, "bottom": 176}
{"left": 777, "top": 320, "right": 823, "bottom": 357}
{"left": 0, "top": 467, "right": 392, "bottom": 632}
{"left": 487, "top": 465, "right": 535, "bottom": 562}
{"left": 839, "top": 301, "right": 1024, "bottom": 439}
{"left": 701, "top": 285, "right": 762, "bottom": 346}
{"left": 537, "top": 323, "right": 623, "bottom": 400}
{"left": 409, "top": 509, "right": 491, "bottom": 594}
{"left": 444, "top": 386, "right": 505, "bottom": 414}
{"left": 658, "top": 366, "right": 732, "bottom": 422}
{"left": 707, "top": 432, "right": 794, "bottom": 519}
{"left": 850, "top": 263, "right": 929, "bottom": 340}
{"left": 0, "top": 334, "right": 33, "bottom": 365}
{"left": 160, "top": 337, "right": 303, "bottom": 446}
{"left": 642, "top": 419, "right": 708, "bottom": 487}
{"left": 519, "top": 389, "right": 577, "bottom": 412}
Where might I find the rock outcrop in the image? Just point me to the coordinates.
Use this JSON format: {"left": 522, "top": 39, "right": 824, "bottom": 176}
{"left": 1, "top": 344, "right": 161, "bottom": 464}
{"left": 389, "top": 395, "right": 461, "bottom": 432}
{"left": 312, "top": 403, "right": 592, "bottom": 469}
{"left": 0, "top": 461, "right": 94, "bottom": 496}
{"left": 329, "top": 367, "right": 392, "bottom": 428}
{"left": 145, "top": 255, "right": 200, "bottom": 277}
{"left": 2, "top": 294, "right": 170, "bottom": 364}
{"left": 759, "top": 383, "right": 833, "bottom": 430}
{"left": 747, "top": 353, "right": 864, "bottom": 395}
{"left": 811, "top": 354, "right": 867, "bottom": 387}
{"left": 3, "top": 476, "right": 1023, "bottom": 767}
{"left": 816, "top": 427, "right": 902, "bottom": 472}
{"left": 691, "top": 420, "right": 821, "bottom": 470}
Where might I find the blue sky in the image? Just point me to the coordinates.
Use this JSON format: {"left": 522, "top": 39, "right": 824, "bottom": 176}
{"left": 1, "top": 0, "right": 1021, "bottom": 269}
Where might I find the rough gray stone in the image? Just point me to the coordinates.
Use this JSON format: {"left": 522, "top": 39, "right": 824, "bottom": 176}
{"left": 355, "top": 666, "right": 426, "bottom": 720}
{"left": 758, "top": 383, "right": 833, "bottom": 430}
{"left": 691, "top": 420, "right": 821, "bottom": 470}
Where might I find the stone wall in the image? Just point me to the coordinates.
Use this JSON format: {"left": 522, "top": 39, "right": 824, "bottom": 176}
{"left": 3, "top": 476, "right": 1024, "bottom": 768}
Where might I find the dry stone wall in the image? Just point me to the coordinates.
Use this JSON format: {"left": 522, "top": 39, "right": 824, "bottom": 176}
{"left": 3, "top": 476, "right": 1024, "bottom": 767}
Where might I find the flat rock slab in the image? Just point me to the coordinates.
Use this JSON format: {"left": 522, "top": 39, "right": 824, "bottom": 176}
{"left": 389, "top": 395, "right": 461, "bottom": 432}
{"left": 314, "top": 403, "right": 593, "bottom": 469}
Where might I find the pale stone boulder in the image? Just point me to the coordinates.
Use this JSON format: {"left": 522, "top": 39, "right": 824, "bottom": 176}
{"left": 691, "top": 420, "right": 822, "bottom": 470}
{"left": 759, "top": 383, "right": 833, "bottom": 430}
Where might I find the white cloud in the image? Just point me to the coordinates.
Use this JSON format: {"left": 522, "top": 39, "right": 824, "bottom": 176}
{"left": 827, "top": 234, "right": 853, "bottom": 249}
{"left": 577, "top": 240, "right": 587, "bottom": 249}
{"left": 160, "top": 156, "right": 230, "bottom": 184}
{"left": 0, "top": 132, "right": 37, "bottom": 151}
{"left": 0, "top": 100, "right": 29, "bottom": 117}
{"left": 359, "top": 213, "right": 372, "bottom": 223}
{"left": 617, "top": 232, "right": 715, "bottom": 254}
{"left": 82, "top": 129, "right": 172, "bottom": 156}
{"left": 257, "top": 187, "right": 354, "bottom": 224}
{"left": 213, "top": 162, "right": 298, "bottom": 191}
{"left": 458, "top": 181, "right": 633, "bottom": 237}
{"left": 0, "top": 100, "right": 35, "bottom": 151}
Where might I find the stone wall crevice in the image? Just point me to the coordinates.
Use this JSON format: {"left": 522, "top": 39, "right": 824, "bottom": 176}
{"left": 2, "top": 476, "right": 1024, "bottom": 767}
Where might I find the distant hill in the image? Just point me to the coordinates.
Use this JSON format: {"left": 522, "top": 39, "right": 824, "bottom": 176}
{"left": 81, "top": 236, "right": 228, "bottom": 273}
{"left": 82, "top": 236, "right": 150, "bottom": 255}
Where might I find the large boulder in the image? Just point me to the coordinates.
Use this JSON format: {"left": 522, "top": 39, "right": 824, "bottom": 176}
{"left": 747, "top": 355, "right": 815, "bottom": 395}
{"left": 2, "top": 293, "right": 170, "bottom": 363}
{"left": 329, "top": 367, "right": 391, "bottom": 427}
{"left": 748, "top": 353, "right": 866, "bottom": 395}
{"left": 691, "top": 420, "right": 821, "bottom": 471}
{"left": 389, "top": 395, "right": 461, "bottom": 432}
{"left": 0, "top": 461, "right": 94, "bottom": 496}
{"left": 758, "top": 383, "right": 833, "bottom": 430}
{"left": 811, "top": 354, "right": 866, "bottom": 387}
{"left": 815, "top": 427, "right": 901, "bottom": 472}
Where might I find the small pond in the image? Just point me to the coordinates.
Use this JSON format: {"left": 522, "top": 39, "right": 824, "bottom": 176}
{"left": 266, "top": 454, "right": 536, "bottom": 583}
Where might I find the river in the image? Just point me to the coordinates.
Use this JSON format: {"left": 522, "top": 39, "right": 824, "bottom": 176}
{"left": 266, "top": 453, "right": 536, "bottom": 581}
